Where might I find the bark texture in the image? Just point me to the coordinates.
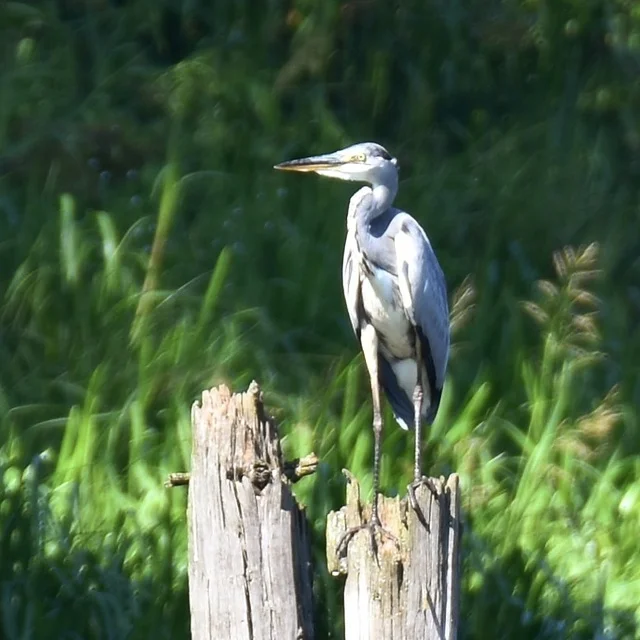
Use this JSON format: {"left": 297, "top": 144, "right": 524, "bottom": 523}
{"left": 327, "top": 472, "right": 461, "bottom": 640}
{"left": 188, "top": 382, "right": 314, "bottom": 640}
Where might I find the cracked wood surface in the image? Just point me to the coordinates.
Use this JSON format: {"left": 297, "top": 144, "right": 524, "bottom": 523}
{"left": 188, "top": 383, "right": 314, "bottom": 640}
{"left": 326, "top": 472, "right": 461, "bottom": 640}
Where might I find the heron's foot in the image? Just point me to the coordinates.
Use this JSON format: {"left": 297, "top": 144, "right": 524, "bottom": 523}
{"left": 407, "top": 476, "right": 439, "bottom": 528}
{"left": 336, "top": 515, "right": 399, "bottom": 559}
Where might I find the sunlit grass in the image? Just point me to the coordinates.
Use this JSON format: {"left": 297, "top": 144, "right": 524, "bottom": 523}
{"left": 3, "top": 135, "right": 640, "bottom": 638}
{"left": 4, "top": 152, "right": 638, "bottom": 638}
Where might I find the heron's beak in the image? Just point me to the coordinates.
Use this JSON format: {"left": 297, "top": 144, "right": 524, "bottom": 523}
{"left": 274, "top": 153, "right": 344, "bottom": 173}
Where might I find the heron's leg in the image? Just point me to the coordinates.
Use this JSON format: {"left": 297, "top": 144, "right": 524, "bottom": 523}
{"left": 412, "top": 381, "right": 423, "bottom": 482}
{"left": 407, "top": 342, "right": 438, "bottom": 525}
{"left": 360, "top": 325, "right": 384, "bottom": 526}
{"left": 336, "top": 324, "right": 398, "bottom": 558}
{"left": 411, "top": 337, "right": 425, "bottom": 484}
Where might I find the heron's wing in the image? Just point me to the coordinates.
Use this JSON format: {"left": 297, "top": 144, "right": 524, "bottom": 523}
{"left": 342, "top": 230, "right": 361, "bottom": 338}
{"left": 394, "top": 215, "right": 450, "bottom": 392}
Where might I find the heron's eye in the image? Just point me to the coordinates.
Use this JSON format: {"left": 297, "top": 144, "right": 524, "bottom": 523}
{"left": 352, "top": 153, "right": 367, "bottom": 163}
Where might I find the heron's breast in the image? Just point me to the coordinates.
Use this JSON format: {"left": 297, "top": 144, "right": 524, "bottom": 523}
{"left": 360, "top": 268, "right": 413, "bottom": 359}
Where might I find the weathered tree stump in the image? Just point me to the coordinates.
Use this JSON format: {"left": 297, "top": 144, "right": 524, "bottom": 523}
{"left": 327, "top": 472, "right": 461, "bottom": 640}
{"left": 188, "top": 382, "right": 316, "bottom": 640}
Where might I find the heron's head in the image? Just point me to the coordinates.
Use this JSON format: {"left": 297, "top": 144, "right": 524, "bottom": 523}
{"left": 274, "top": 142, "right": 398, "bottom": 186}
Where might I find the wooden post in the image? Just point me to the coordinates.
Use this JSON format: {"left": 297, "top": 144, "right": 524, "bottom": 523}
{"left": 187, "top": 382, "right": 316, "bottom": 640}
{"left": 326, "top": 472, "right": 461, "bottom": 640}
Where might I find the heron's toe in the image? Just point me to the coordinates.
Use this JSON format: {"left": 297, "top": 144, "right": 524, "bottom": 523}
{"left": 336, "top": 518, "right": 399, "bottom": 559}
{"left": 407, "top": 477, "right": 439, "bottom": 527}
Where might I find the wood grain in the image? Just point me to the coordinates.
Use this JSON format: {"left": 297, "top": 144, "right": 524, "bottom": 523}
{"left": 188, "top": 382, "right": 314, "bottom": 640}
{"left": 327, "top": 472, "right": 461, "bottom": 640}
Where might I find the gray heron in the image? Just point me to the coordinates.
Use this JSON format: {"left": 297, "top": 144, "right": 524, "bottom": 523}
{"left": 275, "top": 142, "right": 449, "bottom": 546}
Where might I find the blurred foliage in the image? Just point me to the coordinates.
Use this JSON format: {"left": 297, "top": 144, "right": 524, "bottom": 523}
{"left": 1, "top": 0, "right": 640, "bottom": 638}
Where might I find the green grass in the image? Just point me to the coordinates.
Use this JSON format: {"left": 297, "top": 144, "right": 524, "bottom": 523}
{"left": 2, "top": 0, "right": 640, "bottom": 638}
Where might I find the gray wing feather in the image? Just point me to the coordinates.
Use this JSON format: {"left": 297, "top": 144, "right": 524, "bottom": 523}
{"left": 394, "top": 217, "right": 449, "bottom": 390}
{"left": 343, "top": 203, "right": 449, "bottom": 390}
{"left": 342, "top": 230, "right": 361, "bottom": 336}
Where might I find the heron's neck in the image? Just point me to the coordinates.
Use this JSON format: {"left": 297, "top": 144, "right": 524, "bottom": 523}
{"left": 371, "top": 180, "right": 397, "bottom": 216}
{"left": 349, "top": 177, "right": 397, "bottom": 222}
